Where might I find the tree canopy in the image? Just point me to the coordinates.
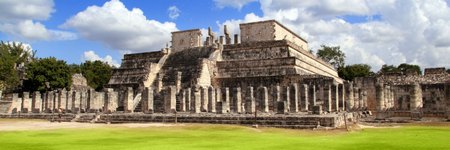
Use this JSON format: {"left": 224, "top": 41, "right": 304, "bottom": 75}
{"left": 0, "top": 41, "right": 35, "bottom": 91}
{"left": 338, "top": 64, "right": 373, "bottom": 81}
{"left": 379, "top": 63, "right": 421, "bottom": 75}
{"left": 24, "top": 57, "right": 72, "bottom": 91}
{"left": 80, "top": 60, "right": 113, "bottom": 91}
{"left": 316, "top": 45, "right": 345, "bottom": 69}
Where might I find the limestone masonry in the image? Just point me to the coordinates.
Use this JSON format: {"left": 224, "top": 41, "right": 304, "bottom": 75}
{"left": 1, "top": 20, "right": 449, "bottom": 127}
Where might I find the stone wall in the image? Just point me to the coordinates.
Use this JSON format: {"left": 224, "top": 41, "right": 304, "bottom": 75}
{"left": 358, "top": 69, "right": 450, "bottom": 119}
{"left": 239, "top": 20, "right": 308, "bottom": 50}
{"left": 171, "top": 29, "right": 202, "bottom": 53}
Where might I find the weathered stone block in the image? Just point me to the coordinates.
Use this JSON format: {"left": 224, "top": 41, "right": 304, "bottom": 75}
{"left": 21, "top": 92, "right": 31, "bottom": 113}
{"left": 142, "top": 87, "right": 154, "bottom": 114}
{"left": 300, "top": 84, "right": 309, "bottom": 111}
{"left": 192, "top": 87, "right": 201, "bottom": 113}
{"left": 289, "top": 84, "right": 299, "bottom": 113}
{"left": 208, "top": 87, "right": 216, "bottom": 113}
{"left": 246, "top": 86, "right": 255, "bottom": 113}
{"left": 124, "top": 87, "right": 134, "bottom": 113}
{"left": 257, "top": 86, "right": 269, "bottom": 113}
{"left": 32, "top": 91, "right": 42, "bottom": 113}
{"left": 201, "top": 86, "right": 209, "bottom": 112}
{"left": 164, "top": 86, "right": 177, "bottom": 113}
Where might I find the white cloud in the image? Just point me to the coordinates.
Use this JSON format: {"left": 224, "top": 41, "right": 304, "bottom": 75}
{"left": 63, "top": 0, "right": 178, "bottom": 53}
{"left": 214, "top": 0, "right": 257, "bottom": 10}
{"left": 0, "top": 0, "right": 76, "bottom": 41}
{"left": 217, "top": 0, "right": 450, "bottom": 71}
{"left": 168, "top": 6, "right": 180, "bottom": 20}
{"left": 82, "top": 50, "right": 120, "bottom": 67}
{"left": 0, "top": 0, "right": 54, "bottom": 21}
{"left": 0, "top": 20, "right": 76, "bottom": 40}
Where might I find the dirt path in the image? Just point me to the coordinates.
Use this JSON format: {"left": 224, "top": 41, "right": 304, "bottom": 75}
{"left": 0, "top": 119, "right": 183, "bottom": 131}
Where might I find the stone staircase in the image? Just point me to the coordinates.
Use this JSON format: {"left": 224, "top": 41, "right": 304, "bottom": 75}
{"left": 96, "top": 113, "right": 340, "bottom": 129}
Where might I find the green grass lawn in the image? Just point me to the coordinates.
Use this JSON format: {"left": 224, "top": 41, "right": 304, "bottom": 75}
{"left": 0, "top": 122, "right": 449, "bottom": 150}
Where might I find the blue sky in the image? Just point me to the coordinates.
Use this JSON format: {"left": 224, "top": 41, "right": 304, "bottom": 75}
{"left": 0, "top": 0, "right": 449, "bottom": 70}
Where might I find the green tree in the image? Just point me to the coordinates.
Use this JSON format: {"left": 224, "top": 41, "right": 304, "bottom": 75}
{"left": 0, "top": 41, "right": 35, "bottom": 91}
{"left": 338, "top": 64, "right": 373, "bottom": 81}
{"left": 379, "top": 64, "right": 400, "bottom": 74}
{"left": 68, "top": 64, "right": 81, "bottom": 75}
{"left": 447, "top": 69, "right": 450, "bottom": 74}
{"left": 397, "top": 63, "right": 421, "bottom": 75}
{"left": 379, "top": 63, "right": 421, "bottom": 75}
{"left": 80, "top": 60, "right": 112, "bottom": 91}
{"left": 316, "top": 45, "right": 345, "bottom": 69}
{"left": 25, "top": 57, "right": 71, "bottom": 91}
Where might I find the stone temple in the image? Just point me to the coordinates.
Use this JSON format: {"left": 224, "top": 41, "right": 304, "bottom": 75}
{"left": 1, "top": 20, "right": 449, "bottom": 128}
{"left": 105, "top": 20, "right": 344, "bottom": 114}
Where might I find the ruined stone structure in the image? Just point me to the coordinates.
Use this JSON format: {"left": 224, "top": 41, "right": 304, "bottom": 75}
{"left": 354, "top": 67, "right": 450, "bottom": 119}
{"left": 1, "top": 20, "right": 448, "bottom": 127}
{"left": 102, "top": 20, "right": 348, "bottom": 115}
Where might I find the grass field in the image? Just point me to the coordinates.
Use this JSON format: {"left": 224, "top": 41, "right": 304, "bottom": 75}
{"left": 0, "top": 120, "right": 449, "bottom": 150}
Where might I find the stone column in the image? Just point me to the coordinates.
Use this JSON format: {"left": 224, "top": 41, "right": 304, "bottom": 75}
{"left": 179, "top": 88, "right": 186, "bottom": 112}
{"left": 389, "top": 86, "right": 395, "bottom": 109}
{"left": 164, "top": 86, "right": 177, "bottom": 113}
{"left": 325, "top": 84, "right": 332, "bottom": 112}
{"left": 66, "top": 90, "right": 73, "bottom": 113}
{"left": 80, "top": 91, "right": 88, "bottom": 113}
{"left": 201, "top": 86, "right": 209, "bottom": 112}
{"left": 176, "top": 72, "right": 182, "bottom": 93}
{"left": 376, "top": 83, "right": 385, "bottom": 111}
{"left": 53, "top": 91, "right": 60, "bottom": 111}
{"left": 124, "top": 87, "right": 134, "bottom": 113}
{"left": 354, "top": 87, "right": 360, "bottom": 110}
{"left": 208, "top": 87, "right": 216, "bottom": 113}
{"left": 72, "top": 91, "right": 80, "bottom": 113}
{"left": 300, "top": 84, "right": 309, "bottom": 111}
{"left": 257, "top": 86, "right": 269, "bottom": 113}
{"left": 339, "top": 84, "right": 345, "bottom": 111}
{"left": 88, "top": 89, "right": 95, "bottom": 112}
{"left": 59, "top": 89, "right": 67, "bottom": 111}
{"left": 193, "top": 87, "right": 201, "bottom": 113}
{"left": 235, "top": 87, "right": 242, "bottom": 113}
{"left": 410, "top": 83, "right": 422, "bottom": 111}
{"left": 32, "top": 91, "right": 42, "bottom": 113}
{"left": 8, "top": 93, "right": 20, "bottom": 113}
{"left": 384, "top": 85, "right": 389, "bottom": 109}
{"left": 283, "top": 86, "right": 290, "bottom": 112}
{"left": 96, "top": 91, "right": 104, "bottom": 112}
{"left": 333, "top": 83, "right": 339, "bottom": 112}
{"left": 309, "top": 85, "right": 317, "bottom": 109}
{"left": 272, "top": 85, "right": 281, "bottom": 113}
{"left": 289, "top": 84, "right": 299, "bottom": 113}
{"left": 215, "top": 87, "right": 222, "bottom": 111}
{"left": 46, "top": 91, "right": 54, "bottom": 113}
{"left": 223, "top": 87, "right": 230, "bottom": 113}
{"left": 22, "top": 92, "right": 31, "bottom": 113}
{"left": 362, "top": 90, "right": 368, "bottom": 109}
{"left": 246, "top": 86, "right": 255, "bottom": 113}
{"left": 105, "top": 88, "right": 118, "bottom": 113}
{"left": 186, "top": 88, "right": 191, "bottom": 112}
{"left": 347, "top": 82, "right": 354, "bottom": 110}
{"left": 141, "top": 87, "right": 154, "bottom": 114}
